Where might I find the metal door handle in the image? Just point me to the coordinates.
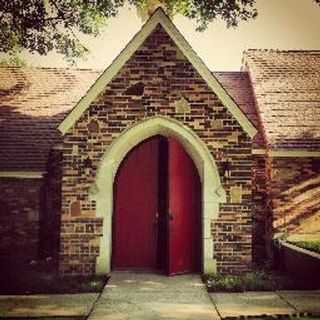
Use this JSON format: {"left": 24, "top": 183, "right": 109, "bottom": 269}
{"left": 168, "top": 212, "right": 174, "bottom": 220}
{"left": 154, "top": 212, "right": 159, "bottom": 226}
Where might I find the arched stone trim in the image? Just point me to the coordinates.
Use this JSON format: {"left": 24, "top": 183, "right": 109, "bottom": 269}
{"left": 90, "top": 116, "right": 226, "bottom": 274}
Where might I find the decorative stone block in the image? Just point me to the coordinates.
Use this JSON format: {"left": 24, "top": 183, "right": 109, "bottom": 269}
{"left": 88, "top": 119, "right": 99, "bottom": 133}
{"left": 211, "top": 119, "right": 223, "bottom": 130}
{"left": 72, "top": 145, "right": 79, "bottom": 156}
{"left": 70, "top": 200, "right": 81, "bottom": 216}
{"left": 175, "top": 96, "right": 191, "bottom": 114}
{"left": 230, "top": 185, "right": 243, "bottom": 204}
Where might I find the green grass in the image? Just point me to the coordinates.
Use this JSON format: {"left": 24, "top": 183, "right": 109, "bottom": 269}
{"left": 203, "top": 270, "right": 297, "bottom": 292}
{"left": 288, "top": 240, "right": 320, "bottom": 254}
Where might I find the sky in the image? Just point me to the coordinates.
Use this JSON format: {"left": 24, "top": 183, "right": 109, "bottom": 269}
{"left": 22, "top": 0, "right": 320, "bottom": 71}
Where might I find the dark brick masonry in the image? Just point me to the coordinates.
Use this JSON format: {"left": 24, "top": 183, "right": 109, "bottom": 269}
{"left": 60, "top": 25, "right": 254, "bottom": 274}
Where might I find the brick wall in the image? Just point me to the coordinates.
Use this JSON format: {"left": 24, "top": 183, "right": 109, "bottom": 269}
{"left": 0, "top": 178, "right": 43, "bottom": 262}
{"left": 39, "top": 149, "right": 63, "bottom": 266}
{"left": 60, "top": 25, "right": 253, "bottom": 274}
{"left": 268, "top": 157, "right": 320, "bottom": 236}
{"left": 251, "top": 154, "right": 268, "bottom": 264}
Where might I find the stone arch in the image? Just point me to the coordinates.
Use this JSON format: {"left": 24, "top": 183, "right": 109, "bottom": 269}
{"left": 90, "top": 116, "right": 226, "bottom": 274}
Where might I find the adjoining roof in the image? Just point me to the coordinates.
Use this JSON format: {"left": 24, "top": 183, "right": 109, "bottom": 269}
{"left": 214, "top": 72, "right": 264, "bottom": 147}
{"left": 0, "top": 67, "right": 258, "bottom": 172}
{"left": 244, "top": 49, "right": 320, "bottom": 149}
{"left": 58, "top": 7, "right": 257, "bottom": 138}
{"left": 0, "top": 67, "right": 101, "bottom": 172}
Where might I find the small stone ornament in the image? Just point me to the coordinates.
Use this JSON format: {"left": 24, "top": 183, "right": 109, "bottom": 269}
{"left": 175, "top": 96, "right": 191, "bottom": 114}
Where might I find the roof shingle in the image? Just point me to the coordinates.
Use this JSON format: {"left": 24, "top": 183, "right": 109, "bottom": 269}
{"left": 0, "top": 67, "right": 101, "bottom": 171}
{"left": 243, "top": 49, "right": 320, "bottom": 149}
{"left": 0, "top": 67, "right": 260, "bottom": 172}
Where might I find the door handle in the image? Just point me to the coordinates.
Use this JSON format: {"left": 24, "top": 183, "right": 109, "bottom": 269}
{"left": 154, "top": 212, "right": 159, "bottom": 226}
{"left": 168, "top": 212, "right": 174, "bottom": 221}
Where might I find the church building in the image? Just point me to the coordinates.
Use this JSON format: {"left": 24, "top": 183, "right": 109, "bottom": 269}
{"left": 1, "top": 8, "right": 319, "bottom": 275}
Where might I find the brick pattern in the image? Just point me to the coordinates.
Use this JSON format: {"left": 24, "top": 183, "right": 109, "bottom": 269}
{"left": 214, "top": 72, "right": 264, "bottom": 148}
{"left": 60, "top": 25, "right": 253, "bottom": 274}
{"left": 0, "top": 178, "right": 43, "bottom": 262}
{"left": 39, "top": 149, "right": 63, "bottom": 262}
{"left": 251, "top": 155, "right": 268, "bottom": 264}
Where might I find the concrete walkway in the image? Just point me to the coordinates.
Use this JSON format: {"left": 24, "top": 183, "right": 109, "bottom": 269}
{"left": 88, "top": 272, "right": 219, "bottom": 320}
{"left": 0, "top": 293, "right": 98, "bottom": 318}
{"left": 210, "top": 290, "right": 320, "bottom": 318}
{"left": 0, "top": 273, "right": 319, "bottom": 319}
{"left": 88, "top": 272, "right": 320, "bottom": 320}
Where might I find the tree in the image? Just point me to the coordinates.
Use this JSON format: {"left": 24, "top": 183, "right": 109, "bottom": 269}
{"left": 1, "top": 0, "right": 315, "bottom": 63}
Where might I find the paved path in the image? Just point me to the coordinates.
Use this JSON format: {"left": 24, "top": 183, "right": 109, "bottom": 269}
{"left": 0, "top": 293, "right": 98, "bottom": 317}
{"left": 210, "top": 290, "right": 320, "bottom": 318}
{"left": 0, "top": 273, "right": 319, "bottom": 319}
{"left": 88, "top": 272, "right": 219, "bottom": 320}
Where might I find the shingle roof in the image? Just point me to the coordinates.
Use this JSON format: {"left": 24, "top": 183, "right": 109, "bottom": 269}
{"left": 243, "top": 49, "right": 320, "bottom": 149}
{"left": 214, "top": 71, "right": 264, "bottom": 147}
{"left": 0, "top": 67, "right": 260, "bottom": 172}
{"left": 0, "top": 67, "right": 101, "bottom": 171}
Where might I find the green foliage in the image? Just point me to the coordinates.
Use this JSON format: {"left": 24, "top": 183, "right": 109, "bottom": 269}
{"left": 1, "top": 0, "right": 319, "bottom": 63}
{"left": 0, "top": 51, "right": 26, "bottom": 67}
{"left": 289, "top": 240, "right": 320, "bottom": 254}
{"left": 0, "top": 0, "right": 259, "bottom": 62}
{"left": 203, "top": 270, "right": 295, "bottom": 292}
{"left": 0, "top": 0, "right": 125, "bottom": 62}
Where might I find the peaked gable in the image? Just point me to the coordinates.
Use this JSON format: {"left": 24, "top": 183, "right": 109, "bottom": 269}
{"left": 58, "top": 8, "right": 256, "bottom": 138}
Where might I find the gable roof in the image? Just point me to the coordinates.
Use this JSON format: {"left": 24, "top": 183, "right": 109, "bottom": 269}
{"left": 58, "top": 8, "right": 257, "bottom": 138}
{"left": 0, "top": 67, "right": 101, "bottom": 172}
{"left": 214, "top": 72, "right": 264, "bottom": 147}
{"left": 0, "top": 67, "right": 259, "bottom": 172}
{"left": 244, "top": 49, "right": 320, "bottom": 149}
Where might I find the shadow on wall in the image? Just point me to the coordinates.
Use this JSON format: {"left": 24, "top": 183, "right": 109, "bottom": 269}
{"left": 0, "top": 105, "right": 67, "bottom": 271}
{"left": 274, "top": 173, "right": 320, "bottom": 236}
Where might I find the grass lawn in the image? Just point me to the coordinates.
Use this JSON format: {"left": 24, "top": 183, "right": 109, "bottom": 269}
{"left": 288, "top": 240, "right": 320, "bottom": 254}
{"left": 203, "top": 269, "right": 319, "bottom": 292}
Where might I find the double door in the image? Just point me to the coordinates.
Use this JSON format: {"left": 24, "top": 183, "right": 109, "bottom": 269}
{"left": 112, "top": 135, "right": 201, "bottom": 275}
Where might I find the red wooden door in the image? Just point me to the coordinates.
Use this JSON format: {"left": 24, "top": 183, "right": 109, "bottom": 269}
{"left": 167, "top": 138, "right": 201, "bottom": 275}
{"left": 112, "top": 137, "right": 160, "bottom": 270}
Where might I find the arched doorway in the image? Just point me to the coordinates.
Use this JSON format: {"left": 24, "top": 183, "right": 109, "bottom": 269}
{"left": 91, "top": 116, "right": 226, "bottom": 275}
{"left": 112, "top": 135, "right": 201, "bottom": 275}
